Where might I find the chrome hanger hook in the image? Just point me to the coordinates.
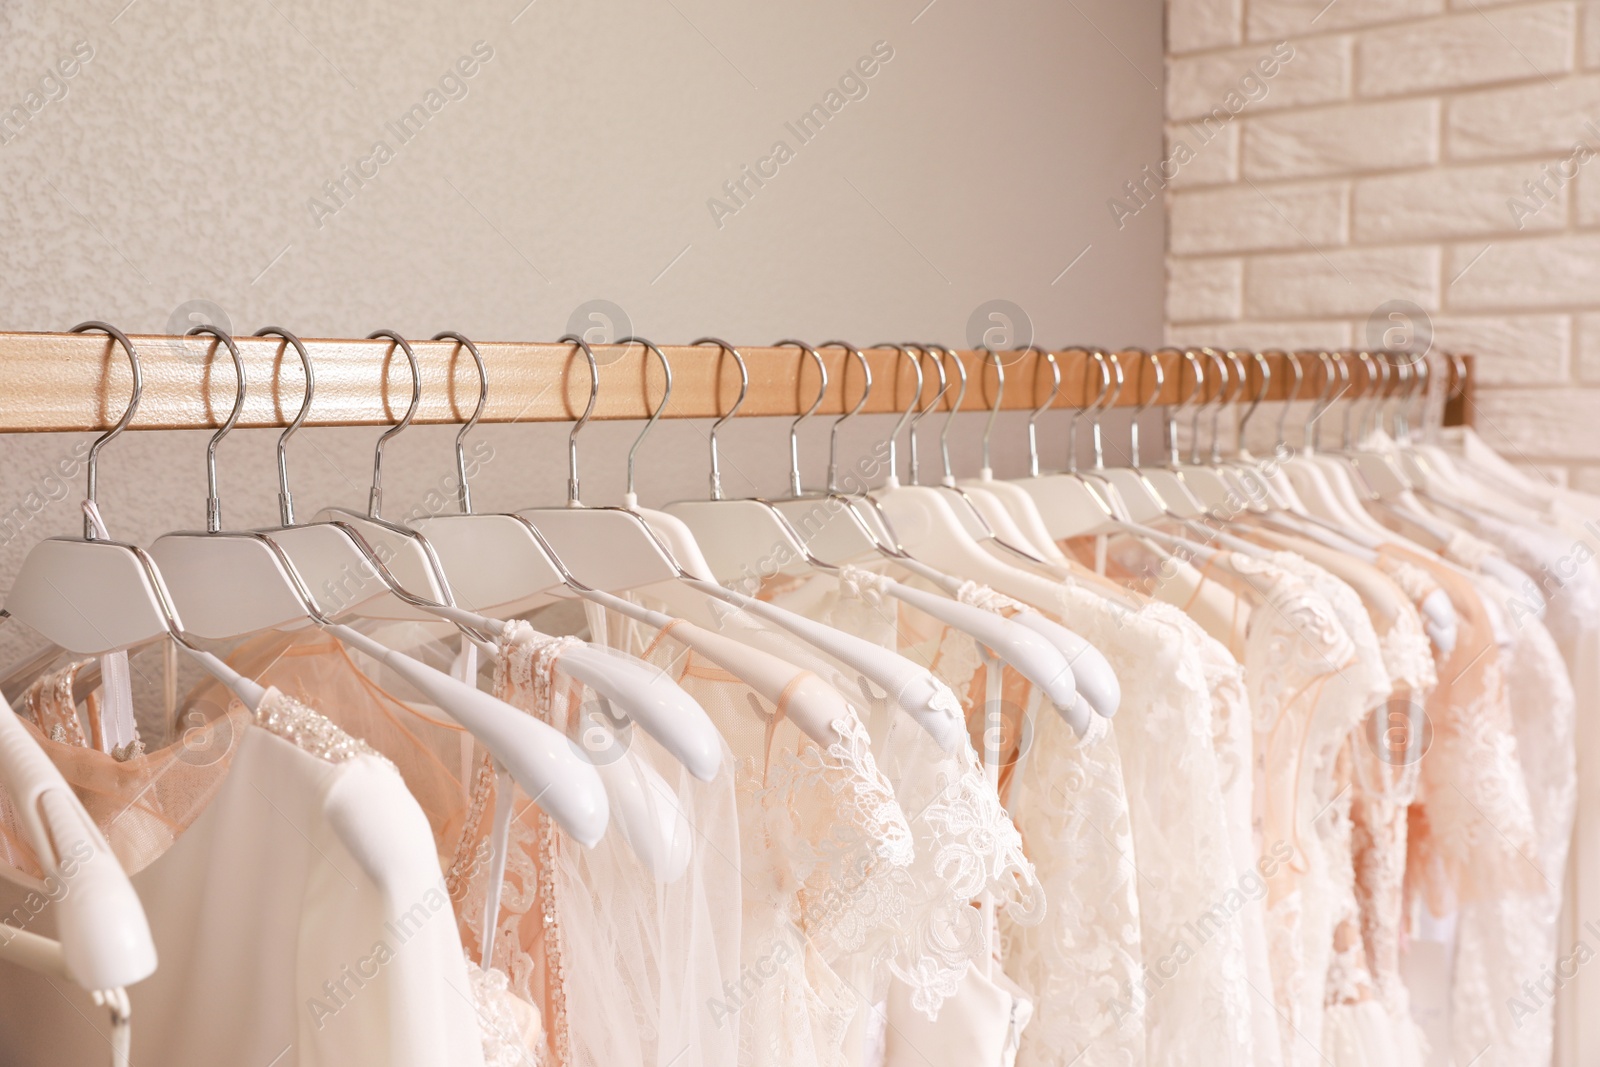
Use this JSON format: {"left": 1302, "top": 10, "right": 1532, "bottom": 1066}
{"left": 1168, "top": 349, "right": 1206, "bottom": 467}
{"left": 1308, "top": 351, "right": 1346, "bottom": 454}
{"left": 1237, "top": 351, "right": 1271, "bottom": 451}
{"left": 365, "top": 330, "right": 421, "bottom": 520}
{"left": 616, "top": 336, "right": 673, "bottom": 505}
{"left": 184, "top": 324, "right": 247, "bottom": 534}
{"left": 1203, "top": 348, "right": 1238, "bottom": 464}
{"left": 934, "top": 345, "right": 967, "bottom": 484}
{"left": 871, "top": 343, "right": 924, "bottom": 487}
{"left": 775, "top": 339, "right": 827, "bottom": 497}
{"left": 1127, "top": 348, "right": 1164, "bottom": 467}
{"left": 906, "top": 344, "right": 950, "bottom": 486}
{"left": 1189, "top": 348, "right": 1224, "bottom": 465}
{"left": 1023, "top": 346, "right": 1060, "bottom": 478}
{"left": 1066, "top": 349, "right": 1109, "bottom": 476}
{"left": 431, "top": 332, "right": 487, "bottom": 515}
{"left": 254, "top": 327, "right": 314, "bottom": 526}
{"left": 555, "top": 335, "right": 601, "bottom": 505}
{"left": 819, "top": 341, "right": 871, "bottom": 494}
{"left": 979, "top": 348, "right": 1004, "bottom": 474}
{"left": 1218, "top": 350, "right": 1250, "bottom": 461}
{"left": 1089, "top": 350, "right": 1125, "bottom": 471}
{"left": 71, "top": 321, "right": 143, "bottom": 540}
{"left": 1403, "top": 353, "right": 1432, "bottom": 444}
{"left": 1272, "top": 351, "right": 1304, "bottom": 458}
{"left": 692, "top": 337, "right": 747, "bottom": 501}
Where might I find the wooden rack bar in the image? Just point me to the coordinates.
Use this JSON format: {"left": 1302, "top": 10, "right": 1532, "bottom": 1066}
{"left": 0, "top": 332, "right": 1473, "bottom": 432}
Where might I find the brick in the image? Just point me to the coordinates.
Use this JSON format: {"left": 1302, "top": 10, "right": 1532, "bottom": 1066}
{"left": 1170, "top": 181, "right": 1348, "bottom": 254}
{"left": 1571, "top": 464, "right": 1600, "bottom": 492}
{"left": 1244, "top": 99, "right": 1439, "bottom": 179}
{"left": 1169, "top": 0, "right": 1243, "bottom": 54}
{"left": 1167, "top": 38, "right": 1347, "bottom": 122}
{"left": 1576, "top": 161, "right": 1600, "bottom": 223}
{"left": 1445, "top": 232, "right": 1600, "bottom": 308}
{"left": 1166, "top": 121, "right": 1240, "bottom": 187}
{"left": 1447, "top": 76, "right": 1600, "bottom": 160}
{"left": 1429, "top": 314, "right": 1571, "bottom": 384}
{"left": 1247, "top": 0, "right": 1442, "bottom": 40}
{"left": 1166, "top": 320, "right": 1354, "bottom": 350}
{"left": 1167, "top": 257, "right": 1244, "bottom": 322}
{"left": 1471, "top": 387, "right": 1600, "bottom": 458}
{"left": 1357, "top": 4, "right": 1576, "bottom": 97}
{"left": 1576, "top": 312, "right": 1600, "bottom": 379}
{"left": 1354, "top": 162, "right": 1569, "bottom": 241}
{"left": 1244, "top": 246, "right": 1440, "bottom": 317}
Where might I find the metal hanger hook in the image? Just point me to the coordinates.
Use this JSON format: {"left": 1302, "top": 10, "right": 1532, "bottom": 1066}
{"left": 906, "top": 344, "right": 950, "bottom": 486}
{"left": 616, "top": 336, "right": 673, "bottom": 504}
{"left": 556, "top": 335, "right": 601, "bottom": 505}
{"left": 818, "top": 341, "right": 871, "bottom": 494}
{"left": 1065, "top": 348, "right": 1108, "bottom": 476}
{"left": 1021, "top": 346, "right": 1060, "bottom": 478}
{"left": 978, "top": 348, "right": 1004, "bottom": 474}
{"left": 871, "top": 343, "right": 923, "bottom": 486}
{"left": 430, "top": 332, "right": 487, "bottom": 515}
{"left": 365, "top": 330, "right": 421, "bottom": 520}
{"left": 775, "top": 340, "right": 826, "bottom": 496}
{"left": 184, "top": 324, "right": 247, "bottom": 534}
{"left": 254, "top": 327, "right": 314, "bottom": 526}
{"left": 692, "top": 337, "right": 747, "bottom": 501}
{"left": 1088, "top": 350, "right": 1125, "bottom": 470}
{"left": 71, "top": 321, "right": 143, "bottom": 540}
{"left": 1193, "top": 348, "right": 1232, "bottom": 465}
{"left": 1168, "top": 349, "right": 1206, "bottom": 467}
{"left": 933, "top": 345, "right": 967, "bottom": 484}
{"left": 1308, "top": 350, "right": 1346, "bottom": 453}
{"left": 1237, "top": 351, "right": 1272, "bottom": 450}
{"left": 1272, "top": 350, "right": 1304, "bottom": 457}
{"left": 1127, "top": 348, "right": 1164, "bottom": 467}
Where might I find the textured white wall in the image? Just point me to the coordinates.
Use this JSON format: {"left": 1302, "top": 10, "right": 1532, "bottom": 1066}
{"left": 0, "top": 0, "right": 1165, "bottom": 665}
{"left": 1160, "top": 0, "right": 1600, "bottom": 485}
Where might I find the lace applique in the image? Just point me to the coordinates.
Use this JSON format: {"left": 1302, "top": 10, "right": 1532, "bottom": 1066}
{"left": 839, "top": 564, "right": 894, "bottom": 605}
{"left": 1375, "top": 556, "right": 1437, "bottom": 606}
{"left": 953, "top": 580, "right": 1026, "bottom": 616}
{"left": 252, "top": 687, "right": 392, "bottom": 768}
{"left": 1442, "top": 528, "right": 1499, "bottom": 571}
{"left": 465, "top": 960, "right": 545, "bottom": 1066}
{"left": 758, "top": 712, "right": 915, "bottom": 960}
{"left": 22, "top": 661, "right": 90, "bottom": 748}
{"left": 1378, "top": 623, "right": 1436, "bottom": 695}
{"left": 1046, "top": 578, "right": 1255, "bottom": 1065}
{"left": 883, "top": 732, "right": 1046, "bottom": 1020}
{"left": 455, "top": 622, "right": 583, "bottom": 1067}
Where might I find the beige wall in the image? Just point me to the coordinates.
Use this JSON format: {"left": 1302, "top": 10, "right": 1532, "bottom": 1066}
{"left": 0, "top": 1, "right": 1165, "bottom": 661}
{"left": 1161, "top": 0, "right": 1600, "bottom": 486}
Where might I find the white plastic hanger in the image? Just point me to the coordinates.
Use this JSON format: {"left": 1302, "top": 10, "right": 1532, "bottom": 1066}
{"left": 3, "top": 323, "right": 266, "bottom": 713}
{"left": 846, "top": 345, "right": 1121, "bottom": 720}
{"left": 661, "top": 340, "right": 1084, "bottom": 733}
{"left": 137, "top": 326, "right": 614, "bottom": 846}
{"left": 0, "top": 691, "right": 153, "bottom": 1064}
{"left": 957, "top": 349, "right": 1072, "bottom": 562}
{"left": 504, "top": 337, "right": 967, "bottom": 752}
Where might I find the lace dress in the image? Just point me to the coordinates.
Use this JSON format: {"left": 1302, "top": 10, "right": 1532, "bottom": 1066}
{"left": 750, "top": 567, "right": 1047, "bottom": 1057}
{"left": 1041, "top": 558, "right": 1257, "bottom": 1066}
{"left": 593, "top": 591, "right": 916, "bottom": 1067}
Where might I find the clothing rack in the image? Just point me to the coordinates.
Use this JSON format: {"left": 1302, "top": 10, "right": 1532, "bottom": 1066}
{"left": 0, "top": 332, "right": 1474, "bottom": 431}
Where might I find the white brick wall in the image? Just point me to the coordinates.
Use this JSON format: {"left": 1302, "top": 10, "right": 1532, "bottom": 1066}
{"left": 1165, "top": 0, "right": 1600, "bottom": 484}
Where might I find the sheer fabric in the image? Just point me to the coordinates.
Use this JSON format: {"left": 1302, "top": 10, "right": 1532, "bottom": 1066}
{"left": 1044, "top": 554, "right": 1257, "bottom": 1067}
{"left": 0, "top": 683, "right": 486, "bottom": 1067}
{"left": 594, "top": 591, "right": 914, "bottom": 1067}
